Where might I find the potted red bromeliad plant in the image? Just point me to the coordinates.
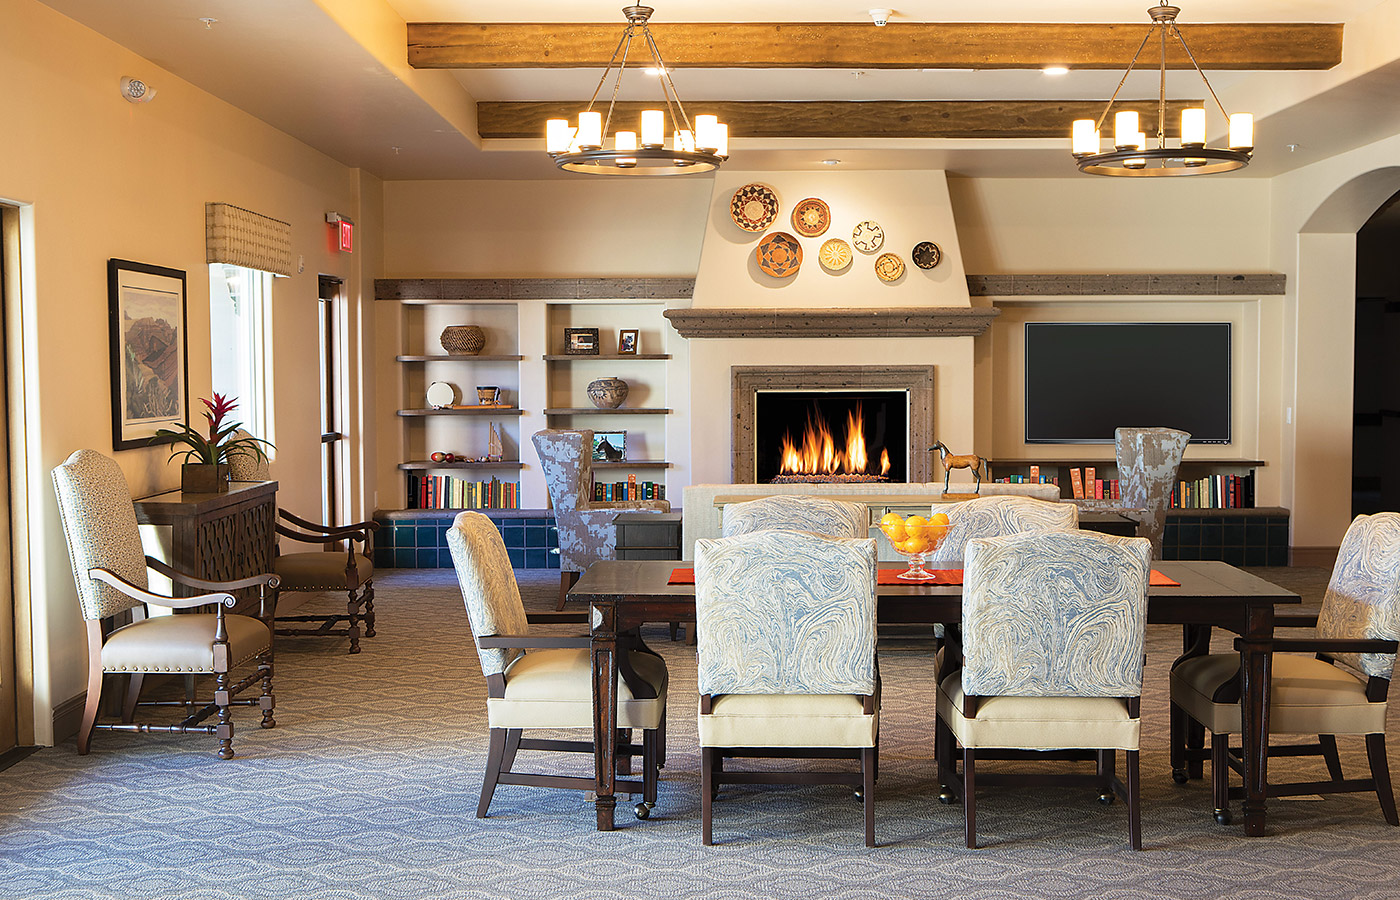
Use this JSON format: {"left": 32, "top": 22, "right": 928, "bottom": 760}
{"left": 154, "top": 393, "right": 273, "bottom": 493}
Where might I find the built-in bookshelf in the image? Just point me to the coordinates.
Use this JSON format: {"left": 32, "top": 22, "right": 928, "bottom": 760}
{"left": 986, "top": 458, "right": 1266, "bottom": 510}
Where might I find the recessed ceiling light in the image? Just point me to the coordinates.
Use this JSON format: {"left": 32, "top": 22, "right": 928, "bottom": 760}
{"left": 1043, "top": 66, "right": 1070, "bottom": 76}
{"left": 820, "top": 159, "right": 841, "bottom": 166}
{"left": 199, "top": 17, "right": 218, "bottom": 29}
{"left": 642, "top": 67, "right": 668, "bottom": 77}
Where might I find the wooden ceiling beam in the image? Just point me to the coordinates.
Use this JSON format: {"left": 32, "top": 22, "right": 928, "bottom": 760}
{"left": 409, "top": 22, "right": 1342, "bottom": 70}
{"left": 477, "top": 100, "right": 1201, "bottom": 140}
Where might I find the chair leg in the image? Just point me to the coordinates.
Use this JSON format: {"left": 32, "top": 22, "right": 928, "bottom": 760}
{"left": 1365, "top": 732, "right": 1400, "bottom": 826}
{"left": 259, "top": 656, "right": 276, "bottom": 729}
{"left": 556, "top": 571, "right": 580, "bottom": 611}
{"left": 964, "top": 746, "right": 977, "bottom": 849}
{"left": 1169, "top": 701, "right": 1189, "bottom": 783}
{"left": 501, "top": 728, "right": 522, "bottom": 773}
{"left": 863, "top": 746, "right": 876, "bottom": 848}
{"left": 656, "top": 715, "right": 667, "bottom": 770}
{"left": 1097, "top": 749, "right": 1116, "bottom": 804}
{"left": 1126, "top": 749, "right": 1142, "bottom": 850}
{"left": 122, "top": 673, "right": 144, "bottom": 724}
{"left": 1187, "top": 717, "right": 1206, "bottom": 780}
{"left": 345, "top": 589, "right": 363, "bottom": 654}
{"left": 935, "top": 714, "right": 954, "bottom": 801}
{"left": 643, "top": 728, "right": 659, "bottom": 807}
{"left": 615, "top": 728, "right": 633, "bottom": 776}
{"left": 1319, "top": 734, "right": 1344, "bottom": 782}
{"left": 215, "top": 669, "right": 235, "bottom": 760}
{"left": 77, "top": 666, "right": 104, "bottom": 755}
{"left": 1211, "top": 732, "right": 1231, "bottom": 825}
{"left": 361, "top": 581, "right": 376, "bottom": 638}
{"left": 701, "top": 747, "right": 715, "bottom": 845}
{"left": 478, "top": 728, "right": 507, "bottom": 818}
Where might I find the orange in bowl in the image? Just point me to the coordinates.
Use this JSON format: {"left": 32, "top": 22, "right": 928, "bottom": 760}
{"left": 903, "top": 514, "right": 930, "bottom": 538}
{"left": 880, "top": 512, "right": 908, "bottom": 542}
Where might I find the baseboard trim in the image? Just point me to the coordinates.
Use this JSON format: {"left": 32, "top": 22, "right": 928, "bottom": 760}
{"left": 1290, "top": 546, "right": 1340, "bottom": 568}
{"left": 0, "top": 745, "right": 40, "bottom": 772}
{"left": 51, "top": 692, "right": 86, "bottom": 746}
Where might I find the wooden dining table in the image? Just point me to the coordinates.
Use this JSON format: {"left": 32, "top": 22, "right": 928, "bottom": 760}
{"left": 567, "top": 558, "right": 1299, "bottom": 836}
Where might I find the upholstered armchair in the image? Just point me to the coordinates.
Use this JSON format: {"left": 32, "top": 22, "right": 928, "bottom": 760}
{"left": 928, "top": 495, "right": 1078, "bottom": 562}
{"left": 52, "top": 449, "right": 278, "bottom": 759}
{"left": 721, "top": 495, "right": 868, "bottom": 539}
{"left": 936, "top": 529, "right": 1152, "bottom": 849}
{"left": 1079, "top": 426, "right": 1190, "bottom": 559}
{"left": 532, "top": 429, "right": 670, "bottom": 608}
{"left": 448, "top": 511, "right": 667, "bottom": 819}
{"left": 695, "top": 530, "right": 880, "bottom": 846}
{"left": 1170, "top": 512, "right": 1400, "bottom": 828}
{"left": 226, "top": 430, "right": 378, "bottom": 654}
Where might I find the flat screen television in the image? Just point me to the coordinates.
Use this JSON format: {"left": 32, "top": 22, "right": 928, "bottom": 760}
{"left": 1024, "top": 322, "right": 1231, "bottom": 444}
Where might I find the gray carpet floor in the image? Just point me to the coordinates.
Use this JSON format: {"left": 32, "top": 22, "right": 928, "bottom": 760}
{"left": 2, "top": 566, "right": 1398, "bottom": 900}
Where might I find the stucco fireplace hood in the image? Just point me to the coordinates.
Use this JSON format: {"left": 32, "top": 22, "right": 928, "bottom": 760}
{"left": 663, "top": 306, "right": 997, "bottom": 338}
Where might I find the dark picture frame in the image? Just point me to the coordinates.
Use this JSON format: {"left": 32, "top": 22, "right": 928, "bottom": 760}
{"left": 617, "top": 329, "right": 639, "bottom": 355}
{"left": 565, "top": 327, "right": 600, "bottom": 355}
{"left": 108, "top": 259, "right": 189, "bottom": 451}
{"left": 592, "top": 431, "right": 627, "bottom": 462}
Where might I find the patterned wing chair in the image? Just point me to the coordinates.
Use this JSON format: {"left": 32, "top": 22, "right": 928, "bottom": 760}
{"left": 447, "top": 511, "right": 667, "bottom": 819}
{"left": 721, "top": 495, "right": 868, "bottom": 539}
{"left": 1170, "top": 512, "right": 1400, "bottom": 829}
{"left": 936, "top": 529, "right": 1152, "bottom": 849}
{"left": 1116, "top": 426, "right": 1190, "bottom": 559}
{"left": 929, "top": 495, "right": 1078, "bottom": 563}
{"left": 695, "top": 529, "right": 880, "bottom": 846}
{"left": 52, "top": 449, "right": 278, "bottom": 759}
{"left": 532, "top": 429, "right": 670, "bottom": 608}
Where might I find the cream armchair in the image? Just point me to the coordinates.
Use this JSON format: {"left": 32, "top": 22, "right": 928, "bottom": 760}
{"left": 720, "top": 495, "right": 868, "bottom": 539}
{"left": 448, "top": 511, "right": 667, "bottom": 820}
{"left": 1170, "top": 512, "right": 1400, "bottom": 828}
{"left": 52, "top": 449, "right": 278, "bottom": 759}
{"left": 695, "top": 529, "right": 880, "bottom": 846}
{"left": 936, "top": 529, "right": 1152, "bottom": 849}
{"left": 928, "top": 494, "right": 1078, "bottom": 562}
{"left": 532, "top": 429, "right": 669, "bottom": 608}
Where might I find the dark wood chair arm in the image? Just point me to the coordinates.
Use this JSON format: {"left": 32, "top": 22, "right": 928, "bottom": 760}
{"left": 145, "top": 556, "right": 280, "bottom": 593}
{"left": 1272, "top": 610, "right": 1320, "bottom": 628}
{"left": 1234, "top": 637, "right": 1399, "bottom": 655}
{"left": 278, "top": 509, "right": 379, "bottom": 535}
{"left": 477, "top": 633, "right": 592, "bottom": 649}
{"left": 526, "top": 611, "right": 590, "bottom": 625}
{"left": 91, "top": 567, "right": 234, "bottom": 610}
{"left": 274, "top": 523, "right": 368, "bottom": 545}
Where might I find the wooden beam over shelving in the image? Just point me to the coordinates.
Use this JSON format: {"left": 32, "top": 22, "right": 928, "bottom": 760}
{"left": 408, "top": 22, "right": 1342, "bottom": 70}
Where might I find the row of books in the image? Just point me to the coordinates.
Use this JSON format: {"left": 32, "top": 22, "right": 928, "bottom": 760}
{"left": 407, "top": 475, "right": 520, "bottom": 510}
{"left": 593, "top": 475, "right": 666, "bottom": 502}
{"left": 1171, "top": 474, "right": 1256, "bottom": 509}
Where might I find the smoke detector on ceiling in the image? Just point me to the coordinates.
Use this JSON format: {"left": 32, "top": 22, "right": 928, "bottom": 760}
{"left": 868, "top": 9, "right": 892, "bottom": 26}
{"left": 119, "top": 76, "right": 156, "bottom": 103}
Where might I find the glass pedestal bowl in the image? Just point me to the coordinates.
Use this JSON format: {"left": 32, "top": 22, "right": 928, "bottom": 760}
{"left": 880, "top": 514, "right": 951, "bottom": 581}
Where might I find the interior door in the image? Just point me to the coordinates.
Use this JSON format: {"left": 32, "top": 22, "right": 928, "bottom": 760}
{"left": 318, "top": 275, "right": 345, "bottom": 528}
{"left": 0, "top": 209, "right": 18, "bottom": 754}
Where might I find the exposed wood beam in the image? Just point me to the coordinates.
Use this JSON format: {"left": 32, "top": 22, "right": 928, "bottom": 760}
{"left": 409, "top": 22, "right": 1342, "bottom": 70}
{"left": 478, "top": 100, "right": 1200, "bottom": 140}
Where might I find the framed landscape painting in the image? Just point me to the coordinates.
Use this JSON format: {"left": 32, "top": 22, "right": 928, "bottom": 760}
{"left": 108, "top": 259, "right": 189, "bottom": 451}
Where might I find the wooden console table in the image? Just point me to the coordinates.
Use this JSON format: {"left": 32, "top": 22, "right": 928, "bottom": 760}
{"left": 134, "top": 481, "right": 278, "bottom": 612}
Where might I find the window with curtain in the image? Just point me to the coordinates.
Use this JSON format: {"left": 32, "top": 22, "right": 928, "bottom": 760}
{"left": 209, "top": 264, "right": 273, "bottom": 449}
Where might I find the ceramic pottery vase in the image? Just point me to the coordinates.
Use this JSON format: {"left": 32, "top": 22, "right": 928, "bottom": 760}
{"left": 587, "top": 377, "right": 629, "bottom": 409}
{"left": 440, "top": 325, "right": 485, "bottom": 355}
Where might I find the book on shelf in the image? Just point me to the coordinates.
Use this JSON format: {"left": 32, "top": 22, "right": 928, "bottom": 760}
{"left": 1084, "top": 467, "right": 1096, "bottom": 498}
{"left": 406, "top": 474, "right": 519, "bottom": 511}
{"left": 1093, "top": 478, "right": 1104, "bottom": 499}
{"left": 593, "top": 480, "right": 666, "bottom": 502}
{"left": 1029, "top": 464, "right": 1040, "bottom": 483}
{"left": 1070, "top": 468, "right": 1085, "bottom": 499}
{"left": 1168, "top": 472, "right": 1255, "bottom": 510}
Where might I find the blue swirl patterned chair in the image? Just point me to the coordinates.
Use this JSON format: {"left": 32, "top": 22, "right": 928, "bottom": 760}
{"left": 721, "top": 495, "right": 868, "bottom": 539}
{"left": 695, "top": 530, "right": 880, "bottom": 846}
{"left": 448, "top": 511, "right": 668, "bottom": 820}
{"left": 1170, "top": 512, "right": 1400, "bottom": 828}
{"left": 53, "top": 450, "right": 278, "bottom": 759}
{"left": 532, "top": 429, "right": 670, "bottom": 609}
{"left": 929, "top": 495, "right": 1078, "bottom": 562}
{"left": 936, "top": 529, "right": 1152, "bottom": 849}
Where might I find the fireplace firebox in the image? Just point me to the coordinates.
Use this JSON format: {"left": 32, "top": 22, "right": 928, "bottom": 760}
{"left": 755, "top": 391, "right": 908, "bottom": 483}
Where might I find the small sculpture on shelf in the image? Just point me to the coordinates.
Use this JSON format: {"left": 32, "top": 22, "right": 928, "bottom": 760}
{"left": 476, "top": 385, "right": 501, "bottom": 406}
{"left": 430, "top": 451, "right": 457, "bottom": 464}
{"left": 930, "top": 440, "right": 986, "bottom": 493}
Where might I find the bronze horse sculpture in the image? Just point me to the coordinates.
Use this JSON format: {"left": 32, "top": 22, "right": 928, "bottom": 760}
{"left": 930, "top": 441, "right": 986, "bottom": 492}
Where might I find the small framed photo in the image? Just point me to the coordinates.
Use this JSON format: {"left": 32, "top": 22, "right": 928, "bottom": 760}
{"left": 617, "top": 329, "right": 640, "bottom": 355}
{"left": 108, "top": 259, "right": 189, "bottom": 451}
{"left": 565, "top": 327, "right": 600, "bottom": 355}
{"left": 592, "top": 431, "right": 626, "bottom": 462}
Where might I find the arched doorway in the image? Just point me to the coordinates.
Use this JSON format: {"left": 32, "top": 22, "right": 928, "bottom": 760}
{"left": 1353, "top": 190, "right": 1400, "bottom": 515}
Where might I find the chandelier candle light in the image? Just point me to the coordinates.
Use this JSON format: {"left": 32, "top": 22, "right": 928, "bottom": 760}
{"left": 1072, "top": 2, "right": 1253, "bottom": 176}
{"left": 545, "top": 6, "right": 728, "bottom": 175}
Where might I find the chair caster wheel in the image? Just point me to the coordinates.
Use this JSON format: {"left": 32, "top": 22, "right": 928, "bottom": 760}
{"left": 938, "top": 788, "right": 956, "bottom": 805}
{"left": 853, "top": 789, "right": 863, "bottom": 801}
{"left": 1213, "top": 808, "right": 1232, "bottom": 825}
{"left": 634, "top": 802, "right": 653, "bottom": 820}
{"left": 1172, "top": 768, "right": 1189, "bottom": 785}
{"left": 1098, "top": 792, "right": 1116, "bottom": 806}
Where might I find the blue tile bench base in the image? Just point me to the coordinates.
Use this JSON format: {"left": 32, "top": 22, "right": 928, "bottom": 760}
{"left": 372, "top": 510, "right": 560, "bottom": 569}
{"left": 1163, "top": 512, "right": 1290, "bottom": 567}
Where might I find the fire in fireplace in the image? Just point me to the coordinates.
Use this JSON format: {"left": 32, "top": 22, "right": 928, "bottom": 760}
{"left": 755, "top": 391, "right": 908, "bottom": 483}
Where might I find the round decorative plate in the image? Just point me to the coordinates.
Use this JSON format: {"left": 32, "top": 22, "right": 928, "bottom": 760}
{"left": 730, "top": 183, "right": 780, "bottom": 232}
{"left": 425, "top": 381, "right": 457, "bottom": 409}
{"left": 756, "top": 231, "right": 803, "bottom": 277}
{"left": 852, "top": 220, "right": 885, "bottom": 253}
{"left": 790, "top": 197, "right": 831, "bottom": 237}
{"left": 875, "top": 252, "right": 905, "bottom": 282}
{"left": 912, "top": 241, "right": 943, "bottom": 269}
{"left": 819, "top": 238, "right": 852, "bottom": 271}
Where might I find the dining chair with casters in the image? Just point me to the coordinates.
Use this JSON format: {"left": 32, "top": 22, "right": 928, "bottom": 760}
{"left": 448, "top": 510, "right": 668, "bottom": 820}
{"left": 928, "top": 495, "right": 1079, "bottom": 563}
{"left": 227, "top": 433, "right": 378, "bottom": 655}
{"left": 532, "top": 429, "right": 670, "bottom": 610}
{"left": 1169, "top": 512, "right": 1400, "bottom": 828}
{"left": 936, "top": 529, "right": 1153, "bottom": 849}
{"left": 52, "top": 449, "right": 279, "bottom": 759}
{"left": 695, "top": 529, "right": 880, "bottom": 846}
{"left": 720, "top": 495, "right": 869, "bottom": 539}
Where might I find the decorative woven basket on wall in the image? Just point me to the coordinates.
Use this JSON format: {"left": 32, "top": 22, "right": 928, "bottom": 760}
{"left": 440, "top": 325, "right": 486, "bottom": 355}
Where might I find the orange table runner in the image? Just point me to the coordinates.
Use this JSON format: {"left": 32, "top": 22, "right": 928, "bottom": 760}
{"left": 668, "top": 567, "right": 1180, "bottom": 587}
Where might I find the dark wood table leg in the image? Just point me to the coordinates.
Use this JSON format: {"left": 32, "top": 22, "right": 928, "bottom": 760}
{"left": 590, "top": 598, "right": 620, "bottom": 831}
{"left": 1239, "top": 603, "right": 1275, "bottom": 836}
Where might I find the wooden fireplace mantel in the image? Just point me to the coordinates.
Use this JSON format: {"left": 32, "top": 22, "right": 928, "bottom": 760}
{"left": 663, "top": 307, "right": 999, "bottom": 339}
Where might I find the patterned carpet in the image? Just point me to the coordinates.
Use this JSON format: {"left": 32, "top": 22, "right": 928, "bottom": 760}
{"left": 2, "top": 566, "right": 1398, "bottom": 900}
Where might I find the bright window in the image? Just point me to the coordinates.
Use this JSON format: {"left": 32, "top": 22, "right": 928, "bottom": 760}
{"left": 208, "top": 264, "right": 273, "bottom": 448}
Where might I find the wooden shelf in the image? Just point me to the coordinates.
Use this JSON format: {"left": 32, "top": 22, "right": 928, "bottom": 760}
{"left": 543, "top": 353, "right": 671, "bottom": 361}
{"left": 398, "top": 460, "right": 525, "bottom": 471}
{"left": 396, "top": 354, "right": 524, "bottom": 362}
{"left": 592, "top": 460, "right": 672, "bottom": 469}
{"left": 397, "top": 407, "right": 525, "bottom": 417}
{"left": 544, "top": 407, "right": 671, "bottom": 415}
{"left": 988, "top": 458, "right": 1265, "bottom": 467}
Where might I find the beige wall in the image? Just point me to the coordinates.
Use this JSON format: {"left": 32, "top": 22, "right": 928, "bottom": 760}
{"left": 2, "top": 0, "right": 375, "bottom": 742}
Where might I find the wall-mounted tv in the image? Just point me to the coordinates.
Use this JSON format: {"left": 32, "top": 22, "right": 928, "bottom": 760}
{"left": 1024, "top": 322, "right": 1231, "bottom": 444}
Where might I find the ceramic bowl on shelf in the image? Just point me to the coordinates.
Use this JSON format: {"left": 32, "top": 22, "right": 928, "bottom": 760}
{"left": 587, "top": 376, "right": 629, "bottom": 409}
{"left": 879, "top": 511, "right": 951, "bottom": 581}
